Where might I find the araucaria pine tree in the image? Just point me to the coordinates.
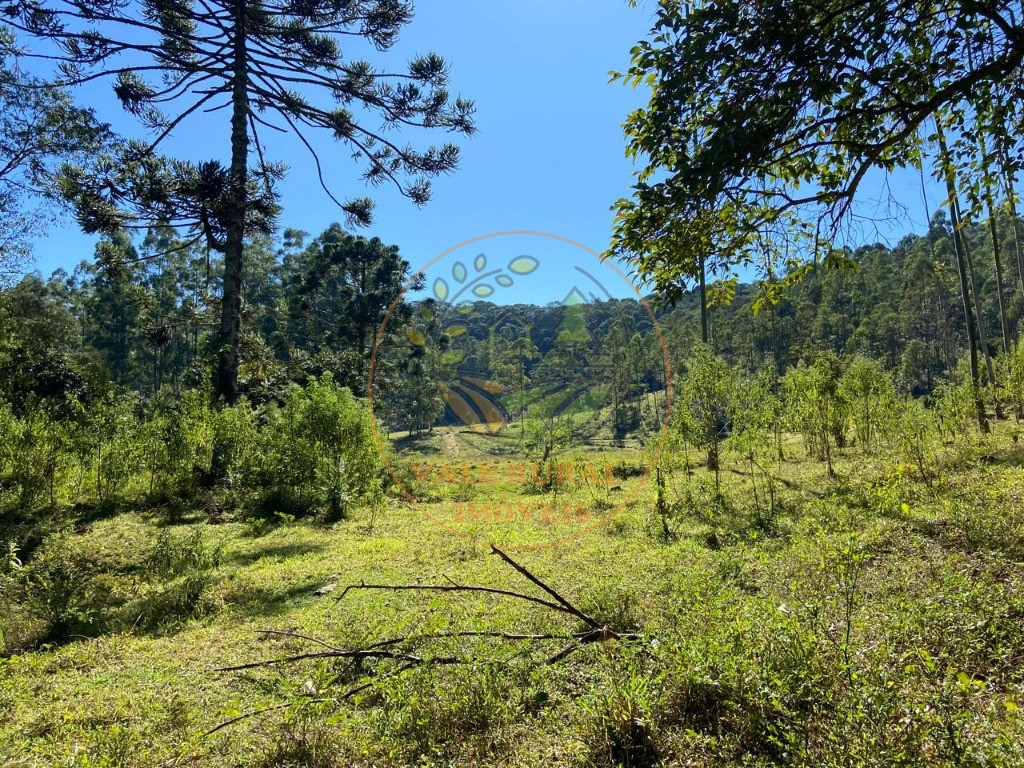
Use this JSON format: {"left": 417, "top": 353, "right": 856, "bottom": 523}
{"left": 3, "top": 0, "right": 475, "bottom": 402}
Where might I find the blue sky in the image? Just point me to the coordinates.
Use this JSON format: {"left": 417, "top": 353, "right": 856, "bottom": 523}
{"left": 24, "top": 0, "right": 941, "bottom": 304}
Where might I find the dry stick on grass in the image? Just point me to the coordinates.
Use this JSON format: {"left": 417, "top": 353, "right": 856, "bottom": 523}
{"left": 206, "top": 545, "right": 638, "bottom": 736}
{"left": 488, "top": 545, "right": 603, "bottom": 628}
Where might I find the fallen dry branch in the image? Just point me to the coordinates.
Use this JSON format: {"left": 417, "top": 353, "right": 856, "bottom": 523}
{"left": 206, "top": 545, "right": 641, "bottom": 736}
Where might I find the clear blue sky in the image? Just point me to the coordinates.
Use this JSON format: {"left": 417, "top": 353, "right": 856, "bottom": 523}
{"left": 24, "top": 0, "right": 940, "bottom": 303}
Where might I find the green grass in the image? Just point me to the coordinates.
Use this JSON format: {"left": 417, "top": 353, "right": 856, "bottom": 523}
{"left": 2, "top": 425, "right": 1024, "bottom": 766}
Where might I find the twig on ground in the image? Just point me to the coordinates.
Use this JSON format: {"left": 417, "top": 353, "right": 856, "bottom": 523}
{"left": 207, "top": 545, "right": 644, "bottom": 736}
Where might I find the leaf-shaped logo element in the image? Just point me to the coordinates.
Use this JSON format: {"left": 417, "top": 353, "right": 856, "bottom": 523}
{"left": 433, "top": 277, "right": 449, "bottom": 301}
{"left": 439, "top": 381, "right": 507, "bottom": 434}
{"left": 472, "top": 284, "right": 494, "bottom": 298}
{"left": 495, "top": 275, "right": 514, "bottom": 288}
{"left": 452, "top": 261, "right": 468, "bottom": 283}
{"left": 406, "top": 329, "right": 426, "bottom": 346}
{"left": 474, "top": 253, "right": 487, "bottom": 271}
{"left": 508, "top": 255, "right": 540, "bottom": 275}
{"left": 444, "top": 325, "right": 467, "bottom": 338}
{"left": 461, "top": 376, "right": 507, "bottom": 396}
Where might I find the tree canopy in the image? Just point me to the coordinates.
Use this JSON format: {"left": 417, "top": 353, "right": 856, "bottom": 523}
{"left": 609, "top": 0, "right": 1024, "bottom": 298}
{"left": 0, "top": 27, "right": 108, "bottom": 283}
{"left": 2, "top": 0, "right": 475, "bottom": 401}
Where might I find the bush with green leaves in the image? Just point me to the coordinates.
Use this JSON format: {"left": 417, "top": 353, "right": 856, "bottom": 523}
{"left": 930, "top": 375, "right": 978, "bottom": 444}
{"left": 0, "top": 400, "right": 74, "bottom": 511}
{"left": 840, "top": 355, "right": 898, "bottom": 451}
{"left": 247, "top": 375, "right": 384, "bottom": 521}
{"left": 1000, "top": 340, "right": 1024, "bottom": 420}
{"left": 674, "top": 343, "right": 735, "bottom": 488}
{"left": 891, "top": 398, "right": 938, "bottom": 479}
{"left": 0, "top": 399, "right": 81, "bottom": 553}
{"left": 136, "top": 528, "right": 223, "bottom": 631}
{"left": 581, "top": 657, "right": 662, "bottom": 768}
{"left": 78, "top": 393, "right": 145, "bottom": 506}
{"left": 8, "top": 536, "right": 115, "bottom": 647}
{"left": 143, "top": 390, "right": 213, "bottom": 500}
{"left": 0, "top": 540, "right": 27, "bottom": 651}
{"left": 729, "top": 368, "right": 785, "bottom": 529}
{"left": 783, "top": 351, "right": 849, "bottom": 475}
{"left": 209, "top": 397, "right": 261, "bottom": 504}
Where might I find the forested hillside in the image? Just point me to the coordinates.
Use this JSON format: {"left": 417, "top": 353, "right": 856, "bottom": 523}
{"left": 5, "top": 210, "right": 1020, "bottom": 424}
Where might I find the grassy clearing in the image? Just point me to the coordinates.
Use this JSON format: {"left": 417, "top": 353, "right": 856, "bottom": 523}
{"left": 2, "top": 424, "right": 1024, "bottom": 767}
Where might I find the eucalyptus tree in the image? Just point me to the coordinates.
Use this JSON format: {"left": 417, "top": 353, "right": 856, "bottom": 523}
{"left": 936, "top": 120, "right": 991, "bottom": 430}
{"left": 4, "top": 0, "right": 475, "bottom": 402}
{"left": 609, "top": 0, "right": 1024, "bottom": 296}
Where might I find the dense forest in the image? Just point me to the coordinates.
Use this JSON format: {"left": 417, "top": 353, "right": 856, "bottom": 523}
{"left": 4, "top": 0, "right": 1024, "bottom": 766}
{"left": 6, "top": 209, "right": 1020, "bottom": 427}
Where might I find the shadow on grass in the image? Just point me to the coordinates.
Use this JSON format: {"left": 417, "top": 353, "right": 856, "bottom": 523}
{"left": 224, "top": 578, "right": 328, "bottom": 618}
{"left": 391, "top": 431, "right": 443, "bottom": 455}
{"left": 226, "top": 541, "right": 326, "bottom": 567}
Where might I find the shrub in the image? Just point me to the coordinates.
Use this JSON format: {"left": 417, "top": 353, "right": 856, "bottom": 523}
{"left": 783, "top": 351, "right": 849, "bottom": 474}
{"left": 136, "top": 528, "right": 223, "bottom": 631}
{"left": 840, "top": 355, "right": 898, "bottom": 451}
{"left": 0, "top": 401, "right": 79, "bottom": 555}
{"left": 209, "top": 398, "right": 260, "bottom": 502}
{"left": 143, "top": 390, "right": 213, "bottom": 500}
{"left": 0, "top": 399, "right": 76, "bottom": 512}
{"left": 582, "top": 659, "right": 662, "bottom": 768}
{"left": 674, "top": 343, "right": 735, "bottom": 484}
{"left": 17, "top": 537, "right": 114, "bottom": 645}
{"left": 247, "top": 376, "right": 383, "bottom": 521}
{"left": 79, "top": 394, "right": 145, "bottom": 506}
{"left": 891, "top": 398, "right": 938, "bottom": 479}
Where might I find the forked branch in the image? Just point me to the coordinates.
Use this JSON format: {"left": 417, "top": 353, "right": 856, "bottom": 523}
{"left": 206, "top": 545, "right": 641, "bottom": 736}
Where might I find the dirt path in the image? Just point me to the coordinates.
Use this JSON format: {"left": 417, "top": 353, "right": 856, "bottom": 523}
{"left": 442, "top": 429, "right": 461, "bottom": 458}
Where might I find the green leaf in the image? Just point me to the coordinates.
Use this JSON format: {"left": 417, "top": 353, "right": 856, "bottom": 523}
{"left": 472, "top": 284, "right": 494, "bottom": 298}
{"left": 495, "top": 274, "right": 513, "bottom": 288}
{"left": 433, "top": 278, "right": 448, "bottom": 301}
{"left": 452, "top": 261, "right": 468, "bottom": 283}
{"left": 474, "top": 253, "right": 487, "bottom": 271}
{"left": 508, "top": 256, "right": 540, "bottom": 275}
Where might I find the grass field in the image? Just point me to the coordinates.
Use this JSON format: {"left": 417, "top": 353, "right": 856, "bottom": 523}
{"left": 2, "top": 423, "right": 1024, "bottom": 767}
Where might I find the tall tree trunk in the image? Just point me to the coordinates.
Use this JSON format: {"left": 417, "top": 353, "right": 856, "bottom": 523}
{"left": 697, "top": 256, "right": 718, "bottom": 471}
{"left": 215, "top": 1, "right": 249, "bottom": 404}
{"left": 986, "top": 199, "right": 1012, "bottom": 355}
{"left": 698, "top": 257, "right": 709, "bottom": 345}
{"left": 955, "top": 198, "right": 1003, "bottom": 419}
{"left": 936, "top": 124, "right": 989, "bottom": 432}
{"left": 979, "top": 136, "right": 1012, "bottom": 355}
{"left": 998, "top": 141, "right": 1024, "bottom": 299}
{"left": 932, "top": 263, "right": 957, "bottom": 378}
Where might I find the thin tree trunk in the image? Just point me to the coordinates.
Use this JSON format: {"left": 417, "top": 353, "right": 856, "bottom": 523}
{"left": 998, "top": 141, "right": 1024, "bottom": 299}
{"left": 955, "top": 198, "right": 1003, "bottom": 419}
{"left": 957, "top": 197, "right": 997, "bottom": 374}
{"left": 979, "top": 134, "right": 1012, "bottom": 354}
{"left": 987, "top": 200, "right": 1012, "bottom": 355}
{"left": 215, "top": 0, "right": 249, "bottom": 405}
{"left": 936, "top": 123, "right": 989, "bottom": 432}
{"left": 933, "top": 263, "right": 957, "bottom": 378}
{"left": 698, "top": 257, "right": 709, "bottom": 345}
{"left": 697, "top": 257, "right": 718, "bottom": 470}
